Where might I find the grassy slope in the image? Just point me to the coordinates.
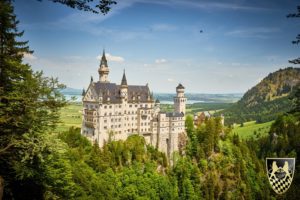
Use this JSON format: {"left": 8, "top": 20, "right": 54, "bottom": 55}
{"left": 232, "top": 120, "right": 274, "bottom": 140}
{"left": 56, "top": 103, "right": 82, "bottom": 132}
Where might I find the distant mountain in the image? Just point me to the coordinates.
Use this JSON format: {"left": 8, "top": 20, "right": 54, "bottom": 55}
{"left": 60, "top": 87, "right": 82, "bottom": 95}
{"left": 221, "top": 67, "right": 300, "bottom": 124}
{"left": 241, "top": 67, "right": 300, "bottom": 107}
{"left": 155, "top": 93, "right": 243, "bottom": 103}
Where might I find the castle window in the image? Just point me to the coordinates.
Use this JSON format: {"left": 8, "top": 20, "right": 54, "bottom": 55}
{"left": 135, "top": 105, "right": 138, "bottom": 107}
{"left": 111, "top": 119, "right": 114, "bottom": 122}
{"left": 104, "top": 126, "right": 107, "bottom": 129}
{"left": 104, "top": 120, "right": 107, "bottom": 123}
{"left": 104, "top": 113, "right": 107, "bottom": 116}
{"left": 109, "top": 105, "right": 112, "bottom": 108}
{"left": 104, "top": 106, "right": 107, "bottom": 109}
{"left": 129, "top": 105, "right": 132, "bottom": 108}
{"left": 111, "top": 125, "right": 113, "bottom": 128}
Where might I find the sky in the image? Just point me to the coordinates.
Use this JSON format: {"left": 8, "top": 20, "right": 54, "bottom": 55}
{"left": 13, "top": 0, "right": 300, "bottom": 93}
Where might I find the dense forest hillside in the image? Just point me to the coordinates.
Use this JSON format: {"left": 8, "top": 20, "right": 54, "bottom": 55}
{"left": 248, "top": 88, "right": 300, "bottom": 199}
{"left": 221, "top": 67, "right": 300, "bottom": 124}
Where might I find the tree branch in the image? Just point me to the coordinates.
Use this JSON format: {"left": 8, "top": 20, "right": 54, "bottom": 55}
{"left": 0, "top": 142, "right": 15, "bottom": 155}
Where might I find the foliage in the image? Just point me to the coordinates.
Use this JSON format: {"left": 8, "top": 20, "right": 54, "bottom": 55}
{"left": 0, "top": 0, "right": 66, "bottom": 198}
{"left": 57, "top": 128, "right": 174, "bottom": 199}
{"left": 179, "top": 117, "right": 272, "bottom": 199}
{"left": 39, "top": 0, "right": 117, "bottom": 14}
{"left": 287, "top": 5, "right": 300, "bottom": 64}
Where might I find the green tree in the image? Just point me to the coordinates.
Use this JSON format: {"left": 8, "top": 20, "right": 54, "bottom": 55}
{"left": 0, "top": 0, "right": 66, "bottom": 198}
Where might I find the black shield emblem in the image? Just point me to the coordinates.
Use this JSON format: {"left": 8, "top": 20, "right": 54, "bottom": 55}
{"left": 266, "top": 158, "right": 295, "bottom": 194}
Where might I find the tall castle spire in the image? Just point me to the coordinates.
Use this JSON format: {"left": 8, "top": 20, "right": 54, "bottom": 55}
{"left": 120, "top": 69, "right": 128, "bottom": 100}
{"left": 121, "top": 69, "right": 127, "bottom": 85}
{"left": 98, "top": 49, "right": 110, "bottom": 82}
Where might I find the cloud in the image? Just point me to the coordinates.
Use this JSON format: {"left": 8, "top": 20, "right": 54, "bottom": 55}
{"left": 167, "top": 78, "right": 175, "bottom": 82}
{"left": 150, "top": 24, "right": 177, "bottom": 32}
{"left": 155, "top": 58, "right": 168, "bottom": 64}
{"left": 97, "top": 53, "right": 124, "bottom": 62}
{"left": 225, "top": 27, "right": 280, "bottom": 39}
{"left": 142, "top": 0, "right": 270, "bottom": 12}
{"left": 23, "top": 53, "right": 37, "bottom": 60}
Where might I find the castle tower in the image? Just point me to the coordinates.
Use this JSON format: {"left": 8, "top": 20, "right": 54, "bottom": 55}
{"left": 120, "top": 70, "right": 128, "bottom": 100}
{"left": 174, "top": 83, "right": 187, "bottom": 114}
{"left": 98, "top": 50, "right": 110, "bottom": 82}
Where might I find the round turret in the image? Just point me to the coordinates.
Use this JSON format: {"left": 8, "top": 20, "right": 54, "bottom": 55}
{"left": 98, "top": 50, "right": 110, "bottom": 82}
{"left": 176, "top": 83, "right": 185, "bottom": 94}
{"left": 174, "top": 83, "right": 186, "bottom": 114}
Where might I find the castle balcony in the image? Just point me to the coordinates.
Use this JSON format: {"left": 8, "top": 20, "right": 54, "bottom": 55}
{"left": 83, "top": 109, "right": 97, "bottom": 128}
{"left": 85, "top": 121, "right": 96, "bottom": 128}
{"left": 83, "top": 109, "right": 97, "bottom": 116}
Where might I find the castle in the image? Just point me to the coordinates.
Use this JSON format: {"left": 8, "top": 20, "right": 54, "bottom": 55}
{"left": 81, "top": 51, "right": 187, "bottom": 159}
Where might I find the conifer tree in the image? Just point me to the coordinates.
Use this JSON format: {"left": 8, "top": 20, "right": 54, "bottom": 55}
{"left": 0, "top": 0, "right": 66, "bottom": 198}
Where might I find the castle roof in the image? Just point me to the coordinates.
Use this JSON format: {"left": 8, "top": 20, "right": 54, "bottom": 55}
{"left": 176, "top": 83, "right": 185, "bottom": 89}
{"left": 100, "top": 50, "right": 108, "bottom": 67}
{"left": 166, "top": 112, "right": 185, "bottom": 117}
{"left": 121, "top": 70, "right": 127, "bottom": 85}
{"left": 92, "top": 82, "right": 152, "bottom": 103}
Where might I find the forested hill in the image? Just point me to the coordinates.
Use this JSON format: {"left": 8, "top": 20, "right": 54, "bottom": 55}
{"left": 241, "top": 67, "right": 300, "bottom": 106}
{"left": 221, "top": 67, "right": 300, "bottom": 124}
